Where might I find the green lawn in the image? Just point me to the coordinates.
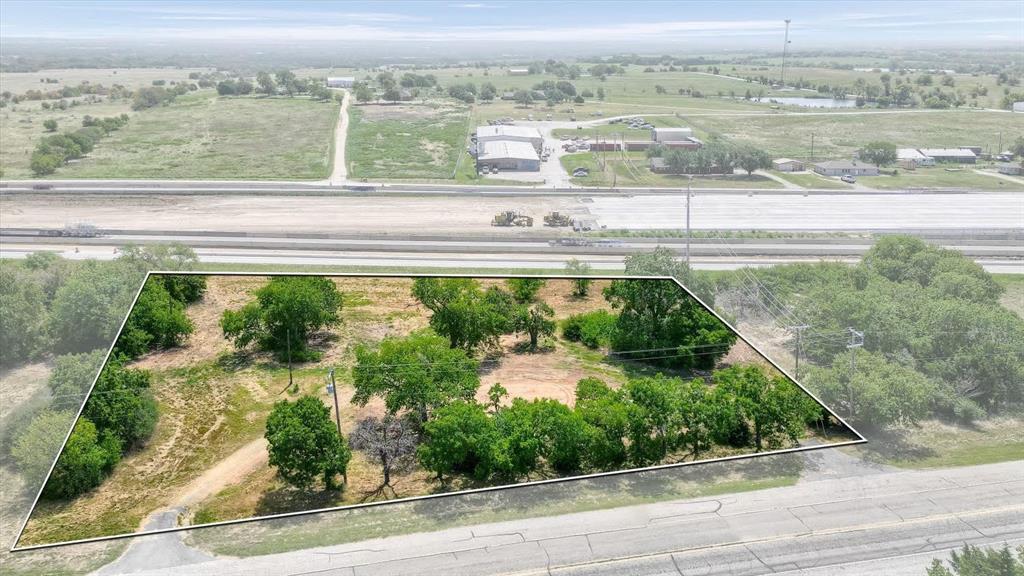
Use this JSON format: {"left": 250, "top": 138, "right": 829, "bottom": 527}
{"left": 995, "top": 274, "right": 1024, "bottom": 319}
{"left": 855, "top": 418, "right": 1024, "bottom": 469}
{"left": 346, "top": 102, "right": 471, "bottom": 180}
{"left": 858, "top": 166, "right": 1024, "bottom": 191}
{"left": 55, "top": 93, "right": 339, "bottom": 179}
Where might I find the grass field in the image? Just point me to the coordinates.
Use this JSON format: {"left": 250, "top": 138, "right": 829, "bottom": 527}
{"left": 54, "top": 93, "right": 339, "bottom": 179}
{"left": 0, "top": 67, "right": 213, "bottom": 94}
{"left": 681, "top": 110, "right": 1024, "bottom": 161}
{"left": 858, "top": 166, "right": 1024, "bottom": 191}
{"left": 0, "top": 99, "right": 133, "bottom": 179}
{"left": 346, "top": 101, "right": 471, "bottom": 180}
{"left": 854, "top": 418, "right": 1024, "bottom": 469}
{"left": 996, "top": 274, "right": 1024, "bottom": 319}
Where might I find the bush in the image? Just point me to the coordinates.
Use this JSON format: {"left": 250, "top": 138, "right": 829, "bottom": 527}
{"left": 82, "top": 361, "right": 158, "bottom": 451}
{"left": 12, "top": 410, "right": 76, "bottom": 486}
{"left": 48, "top": 349, "right": 107, "bottom": 411}
{"left": 42, "top": 417, "right": 120, "bottom": 499}
{"left": 114, "top": 277, "right": 193, "bottom": 359}
{"left": 561, "top": 310, "right": 617, "bottom": 348}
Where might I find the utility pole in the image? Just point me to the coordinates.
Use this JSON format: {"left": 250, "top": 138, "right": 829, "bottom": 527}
{"left": 846, "top": 327, "right": 864, "bottom": 417}
{"left": 781, "top": 19, "right": 792, "bottom": 88}
{"left": 326, "top": 367, "right": 342, "bottom": 436}
{"left": 788, "top": 324, "right": 810, "bottom": 379}
{"left": 810, "top": 133, "right": 815, "bottom": 162}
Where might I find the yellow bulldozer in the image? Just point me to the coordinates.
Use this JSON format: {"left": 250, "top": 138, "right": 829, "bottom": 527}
{"left": 492, "top": 210, "right": 534, "bottom": 227}
{"left": 543, "top": 211, "right": 573, "bottom": 227}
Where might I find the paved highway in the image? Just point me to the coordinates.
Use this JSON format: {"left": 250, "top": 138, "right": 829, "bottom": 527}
{"left": 4, "top": 243, "right": 1021, "bottom": 274}
{"left": 107, "top": 456, "right": 1024, "bottom": 576}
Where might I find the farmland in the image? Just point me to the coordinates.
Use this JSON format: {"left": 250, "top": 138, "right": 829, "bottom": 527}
{"left": 57, "top": 93, "right": 339, "bottom": 179}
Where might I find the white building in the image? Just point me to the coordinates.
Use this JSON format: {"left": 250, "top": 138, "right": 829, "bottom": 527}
{"left": 917, "top": 148, "right": 977, "bottom": 164}
{"left": 508, "top": 68, "right": 530, "bottom": 76}
{"left": 476, "top": 125, "right": 545, "bottom": 151}
{"left": 651, "top": 127, "right": 694, "bottom": 142}
{"left": 1013, "top": 101, "right": 1024, "bottom": 113}
{"left": 772, "top": 158, "right": 805, "bottom": 172}
{"left": 897, "top": 148, "right": 935, "bottom": 167}
{"left": 477, "top": 140, "right": 540, "bottom": 171}
{"left": 326, "top": 77, "right": 355, "bottom": 88}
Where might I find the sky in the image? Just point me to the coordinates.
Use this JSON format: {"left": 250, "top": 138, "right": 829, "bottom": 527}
{"left": 1, "top": 0, "right": 1022, "bottom": 49}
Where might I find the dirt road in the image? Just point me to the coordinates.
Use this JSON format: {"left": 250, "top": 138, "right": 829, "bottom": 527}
{"left": 329, "top": 89, "right": 350, "bottom": 185}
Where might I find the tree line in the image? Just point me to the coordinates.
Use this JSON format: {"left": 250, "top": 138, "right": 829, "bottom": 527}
{"left": 30, "top": 114, "right": 129, "bottom": 176}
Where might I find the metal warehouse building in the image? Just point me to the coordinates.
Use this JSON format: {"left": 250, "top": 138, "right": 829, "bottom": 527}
{"left": 476, "top": 125, "right": 545, "bottom": 151}
{"left": 477, "top": 140, "right": 541, "bottom": 171}
{"left": 651, "top": 127, "right": 694, "bottom": 142}
{"left": 326, "top": 77, "right": 355, "bottom": 88}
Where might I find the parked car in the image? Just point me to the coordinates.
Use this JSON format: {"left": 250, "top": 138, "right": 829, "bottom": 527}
{"left": 841, "top": 175, "right": 857, "bottom": 183}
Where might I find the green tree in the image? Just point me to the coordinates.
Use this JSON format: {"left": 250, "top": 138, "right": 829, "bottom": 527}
{"left": 48, "top": 349, "right": 106, "bottom": 411}
{"left": 116, "top": 243, "right": 201, "bottom": 274}
{"left": 514, "top": 89, "right": 533, "bottom": 107}
{"left": 12, "top": 410, "right": 76, "bottom": 486}
{"left": 221, "top": 276, "right": 343, "bottom": 362}
{"left": 736, "top": 145, "right": 771, "bottom": 175}
{"left": 492, "top": 398, "right": 588, "bottom": 477}
{"left": 83, "top": 361, "right": 158, "bottom": 450}
{"left": 926, "top": 543, "right": 1024, "bottom": 576}
{"left": 265, "top": 396, "right": 351, "bottom": 490}
{"left": 412, "top": 278, "right": 516, "bottom": 352}
{"left": 256, "top": 71, "right": 276, "bottom": 96}
{"left": 115, "top": 278, "right": 193, "bottom": 359}
{"left": 43, "top": 119, "right": 58, "bottom": 132}
{"left": 42, "top": 417, "right": 120, "bottom": 499}
{"left": 714, "top": 364, "right": 814, "bottom": 452}
{"left": 0, "top": 262, "right": 49, "bottom": 366}
{"left": 605, "top": 252, "right": 734, "bottom": 369}
{"left": 48, "top": 261, "right": 141, "bottom": 355}
{"left": 564, "top": 258, "right": 593, "bottom": 297}
{"left": 621, "top": 247, "right": 715, "bottom": 304}
{"left": 622, "top": 375, "right": 682, "bottom": 465}
{"left": 486, "top": 382, "right": 508, "bottom": 412}
{"left": 418, "top": 400, "right": 497, "bottom": 480}
{"left": 1010, "top": 136, "right": 1024, "bottom": 157}
{"left": 676, "top": 378, "right": 722, "bottom": 460}
{"left": 506, "top": 278, "right": 546, "bottom": 303}
{"left": 274, "top": 70, "right": 297, "bottom": 96}
{"left": 516, "top": 301, "right": 555, "bottom": 351}
{"left": 574, "top": 378, "right": 629, "bottom": 469}
{"left": 860, "top": 141, "right": 898, "bottom": 167}
{"left": 352, "top": 330, "right": 480, "bottom": 421}
{"left": 354, "top": 83, "right": 374, "bottom": 103}
{"left": 30, "top": 151, "right": 61, "bottom": 175}
{"left": 804, "top": 350, "right": 939, "bottom": 426}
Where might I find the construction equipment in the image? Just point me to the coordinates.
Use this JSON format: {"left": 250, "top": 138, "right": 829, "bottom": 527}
{"left": 543, "top": 211, "right": 573, "bottom": 227}
{"left": 492, "top": 210, "right": 534, "bottom": 227}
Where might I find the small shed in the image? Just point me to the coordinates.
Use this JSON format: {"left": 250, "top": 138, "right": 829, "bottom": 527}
{"left": 772, "top": 158, "right": 805, "bottom": 172}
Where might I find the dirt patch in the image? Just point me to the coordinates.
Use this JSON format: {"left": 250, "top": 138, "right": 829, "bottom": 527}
{"left": 0, "top": 362, "right": 52, "bottom": 420}
{"left": 358, "top": 103, "right": 458, "bottom": 122}
{"left": 132, "top": 276, "right": 266, "bottom": 372}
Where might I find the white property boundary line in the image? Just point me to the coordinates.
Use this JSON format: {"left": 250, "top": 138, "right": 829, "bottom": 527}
{"left": 11, "top": 271, "right": 866, "bottom": 552}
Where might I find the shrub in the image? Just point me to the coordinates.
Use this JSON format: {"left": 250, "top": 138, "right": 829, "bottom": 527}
{"left": 561, "top": 310, "right": 617, "bottom": 348}
{"left": 42, "top": 418, "right": 120, "bottom": 499}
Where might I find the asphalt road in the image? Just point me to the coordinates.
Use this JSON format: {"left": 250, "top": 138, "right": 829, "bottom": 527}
{"left": 5, "top": 244, "right": 1021, "bottom": 274}
{"left": 107, "top": 458, "right": 1024, "bottom": 576}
